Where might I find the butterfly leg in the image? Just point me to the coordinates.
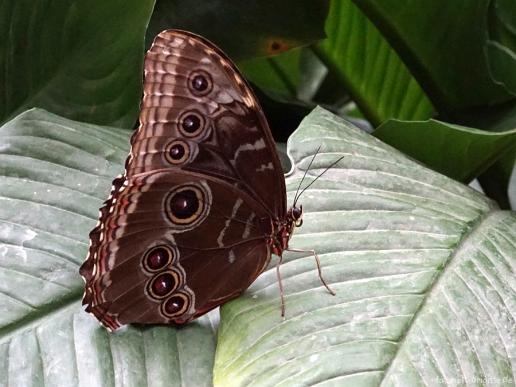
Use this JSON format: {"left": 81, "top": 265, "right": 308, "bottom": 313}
{"left": 275, "top": 254, "right": 286, "bottom": 318}
{"left": 287, "top": 248, "right": 336, "bottom": 296}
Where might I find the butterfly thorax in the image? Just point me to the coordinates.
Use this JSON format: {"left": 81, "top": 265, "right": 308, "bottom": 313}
{"left": 269, "top": 205, "right": 303, "bottom": 257}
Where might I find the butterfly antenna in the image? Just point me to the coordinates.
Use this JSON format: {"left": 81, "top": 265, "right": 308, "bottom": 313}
{"left": 293, "top": 145, "right": 321, "bottom": 207}
{"left": 294, "top": 155, "right": 344, "bottom": 203}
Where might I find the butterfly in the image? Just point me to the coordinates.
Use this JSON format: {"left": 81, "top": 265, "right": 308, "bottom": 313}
{"left": 80, "top": 29, "right": 335, "bottom": 331}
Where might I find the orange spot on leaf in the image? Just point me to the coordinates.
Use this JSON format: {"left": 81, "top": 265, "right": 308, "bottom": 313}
{"left": 264, "top": 38, "right": 298, "bottom": 56}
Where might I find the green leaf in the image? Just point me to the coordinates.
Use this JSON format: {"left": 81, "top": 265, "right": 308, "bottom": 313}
{"left": 0, "top": 109, "right": 216, "bottom": 386}
{"left": 240, "top": 49, "right": 319, "bottom": 102}
{"left": 147, "top": 0, "right": 329, "bottom": 61}
{"left": 353, "top": 0, "right": 516, "bottom": 111}
{"left": 214, "top": 107, "right": 516, "bottom": 386}
{"left": 315, "top": 0, "right": 434, "bottom": 125}
{"left": 240, "top": 47, "right": 352, "bottom": 109}
{"left": 239, "top": 49, "right": 329, "bottom": 140}
{"left": 478, "top": 148, "right": 516, "bottom": 210}
{"left": 0, "top": 0, "right": 155, "bottom": 128}
{"left": 374, "top": 119, "right": 516, "bottom": 182}
{"left": 486, "top": 0, "right": 516, "bottom": 94}
{"left": 238, "top": 0, "right": 434, "bottom": 126}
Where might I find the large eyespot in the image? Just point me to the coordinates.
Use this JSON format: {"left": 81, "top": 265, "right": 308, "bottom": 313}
{"left": 142, "top": 245, "right": 177, "bottom": 272}
{"left": 161, "top": 292, "right": 190, "bottom": 318}
{"left": 147, "top": 270, "right": 182, "bottom": 299}
{"left": 165, "top": 140, "right": 190, "bottom": 165}
{"left": 178, "top": 110, "right": 206, "bottom": 138}
{"left": 165, "top": 183, "right": 210, "bottom": 227}
{"left": 188, "top": 70, "right": 212, "bottom": 96}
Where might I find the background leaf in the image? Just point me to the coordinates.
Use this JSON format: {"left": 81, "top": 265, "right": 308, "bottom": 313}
{"left": 0, "top": 109, "right": 216, "bottom": 386}
{"left": 486, "top": 0, "right": 516, "bottom": 93}
{"left": 239, "top": 49, "right": 329, "bottom": 140}
{"left": 478, "top": 149, "right": 516, "bottom": 210}
{"left": 146, "top": 0, "right": 329, "bottom": 60}
{"left": 374, "top": 119, "right": 516, "bottom": 182}
{"left": 315, "top": 0, "right": 434, "bottom": 125}
{"left": 239, "top": 0, "right": 435, "bottom": 128}
{"left": 0, "top": 0, "right": 155, "bottom": 128}
{"left": 213, "top": 107, "right": 516, "bottom": 386}
{"left": 353, "top": 0, "right": 516, "bottom": 112}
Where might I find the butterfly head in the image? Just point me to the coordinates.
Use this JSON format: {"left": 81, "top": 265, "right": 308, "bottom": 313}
{"left": 290, "top": 204, "right": 303, "bottom": 228}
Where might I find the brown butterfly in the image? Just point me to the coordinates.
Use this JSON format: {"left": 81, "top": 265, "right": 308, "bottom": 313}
{"left": 80, "top": 30, "right": 334, "bottom": 331}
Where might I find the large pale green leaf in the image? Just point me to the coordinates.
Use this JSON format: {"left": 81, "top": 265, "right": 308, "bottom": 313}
{"left": 0, "top": 0, "right": 155, "bottom": 128}
{"left": 316, "top": 0, "right": 434, "bottom": 125}
{"left": 1, "top": 108, "right": 515, "bottom": 386}
{"left": 0, "top": 109, "right": 216, "bottom": 386}
{"left": 214, "top": 107, "right": 516, "bottom": 386}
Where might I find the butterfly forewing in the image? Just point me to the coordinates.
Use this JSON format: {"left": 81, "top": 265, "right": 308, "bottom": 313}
{"left": 81, "top": 30, "right": 285, "bottom": 330}
{"left": 129, "top": 30, "right": 285, "bottom": 217}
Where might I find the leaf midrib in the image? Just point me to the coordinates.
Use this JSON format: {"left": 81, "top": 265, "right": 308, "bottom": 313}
{"left": 0, "top": 292, "right": 82, "bottom": 345}
{"left": 378, "top": 209, "right": 498, "bottom": 384}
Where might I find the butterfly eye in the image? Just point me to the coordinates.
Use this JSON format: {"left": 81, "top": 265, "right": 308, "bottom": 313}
{"left": 188, "top": 70, "right": 212, "bottom": 95}
{"left": 178, "top": 110, "right": 206, "bottom": 138}
{"left": 292, "top": 206, "right": 302, "bottom": 219}
{"left": 162, "top": 292, "right": 190, "bottom": 317}
{"left": 147, "top": 270, "right": 181, "bottom": 299}
{"left": 165, "top": 140, "right": 190, "bottom": 165}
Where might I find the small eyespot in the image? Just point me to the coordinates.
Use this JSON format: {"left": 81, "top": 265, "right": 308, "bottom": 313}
{"left": 192, "top": 75, "right": 208, "bottom": 91}
{"left": 147, "top": 271, "right": 181, "bottom": 299}
{"left": 161, "top": 292, "right": 190, "bottom": 317}
{"left": 170, "top": 143, "right": 185, "bottom": 159}
{"left": 182, "top": 114, "right": 201, "bottom": 133}
{"left": 142, "top": 245, "right": 177, "bottom": 272}
{"left": 165, "top": 140, "right": 190, "bottom": 165}
{"left": 178, "top": 110, "right": 205, "bottom": 138}
{"left": 146, "top": 248, "right": 169, "bottom": 270}
{"left": 188, "top": 70, "right": 212, "bottom": 96}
